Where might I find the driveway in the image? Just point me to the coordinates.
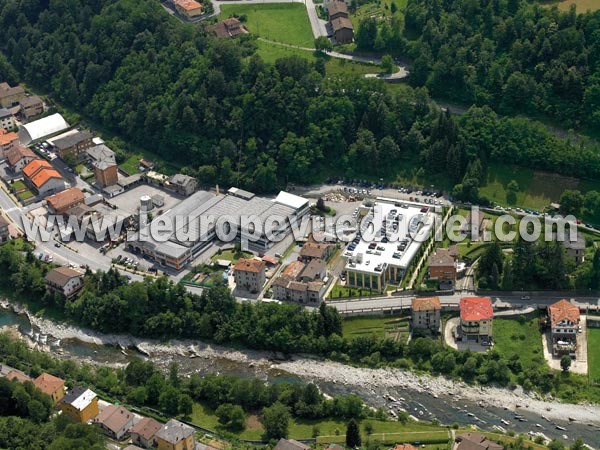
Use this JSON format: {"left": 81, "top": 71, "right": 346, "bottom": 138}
{"left": 541, "top": 316, "right": 588, "bottom": 375}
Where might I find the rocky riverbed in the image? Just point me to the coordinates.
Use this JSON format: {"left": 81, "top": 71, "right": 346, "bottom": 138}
{"left": 2, "top": 298, "right": 600, "bottom": 437}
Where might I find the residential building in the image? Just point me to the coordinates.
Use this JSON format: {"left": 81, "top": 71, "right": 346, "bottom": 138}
{"left": 562, "top": 236, "right": 586, "bottom": 264}
{"left": 411, "top": 297, "right": 442, "bottom": 331}
{"left": 299, "top": 241, "right": 334, "bottom": 262}
{"left": 0, "top": 107, "right": 15, "bottom": 130}
{"left": 331, "top": 17, "right": 354, "bottom": 43}
{"left": 169, "top": 173, "right": 197, "bottom": 196}
{"left": 392, "top": 445, "right": 416, "bottom": 450}
{"left": 427, "top": 248, "right": 456, "bottom": 288}
{"left": 60, "top": 387, "right": 99, "bottom": 423}
{"left": 23, "top": 158, "right": 65, "bottom": 196}
{"left": 52, "top": 130, "right": 93, "bottom": 159}
{"left": 7, "top": 145, "right": 37, "bottom": 172}
{"left": 298, "top": 258, "right": 326, "bottom": 282}
{"left": 459, "top": 297, "right": 493, "bottom": 342}
{"left": 155, "top": 419, "right": 195, "bottom": 450}
{"left": 18, "top": 113, "right": 70, "bottom": 145}
{"left": 233, "top": 258, "right": 266, "bottom": 293}
{"left": 0, "top": 363, "right": 19, "bottom": 377}
{"left": 455, "top": 432, "right": 503, "bottom": 450}
{"left": 462, "top": 209, "right": 485, "bottom": 238}
{"left": 274, "top": 439, "right": 310, "bottom": 450}
{"left": 0, "top": 82, "right": 25, "bottom": 108}
{"left": 45, "top": 266, "right": 84, "bottom": 298}
{"left": 33, "top": 373, "right": 65, "bottom": 404}
{"left": 326, "top": 1, "right": 349, "bottom": 20}
{"left": 173, "top": 0, "right": 203, "bottom": 17}
{"left": 272, "top": 259, "right": 326, "bottom": 304}
{"left": 93, "top": 404, "right": 135, "bottom": 440}
{"left": 6, "top": 369, "right": 31, "bottom": 383}
{"left": 19, "top": 95, "right": 44, "bottom": 118}
{"left": 548, "top": 299, "right": 580, "bottom": 356}
{"left": 0, "top": 128, "right": 19, "bottom": 156}
{"left": 206, "top": 18, "right": 248, "bottom": 38}
{"left": 86, "top": 143, "right": 118, "bottom": 187}
{"left": 46, "top": 187, "right": 85, "bottom": 215}
{"left": 129, "top": 417, "right": 163, "bottom": 448}
{"left": 0, "top": 215, "right": 10, "bottom": 243}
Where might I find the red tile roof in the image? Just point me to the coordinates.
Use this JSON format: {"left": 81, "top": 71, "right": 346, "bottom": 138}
{"left": 33, "top": 373, "right": 65, "bottom": 396}
{"left": 233, "top": 258, "right": 265, "bottom": 273}
{"left": 412, "top": 297, "right": 442, "bottom": 311}
{"left": 31, "top": 168, "right": 62, "bottom": 188}
{"left": 548, "top": 299, "right": 580, "bottom": 327}
{"left": 459, "top": 297, "right": 493, "bottom": 321}
{"left": 46, "top": 187, "right": 84, "bottom": 211}
{"left": 23, "top": 158, "right": 52, "bottom": 177}
{"left": 0, "top": 129, "right": 19, "bottom": 146}
{"left": 7, "top": 145, "right": 36, "bottom": 166}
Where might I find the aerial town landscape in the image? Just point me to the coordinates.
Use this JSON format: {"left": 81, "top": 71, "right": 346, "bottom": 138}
{"left": 1, "top": 0, "right": 600, "bottom": 449}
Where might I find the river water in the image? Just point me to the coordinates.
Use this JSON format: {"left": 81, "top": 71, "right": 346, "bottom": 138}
{"left": 1, "top": 307, "right": 599, "bottom": 446}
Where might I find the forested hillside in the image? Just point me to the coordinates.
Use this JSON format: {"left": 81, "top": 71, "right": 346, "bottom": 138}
{"left": 403, "top": 0, "right": 600, "bottom": 128}
{"left": 0, "top": 0, "right": 599, "bottom": 198}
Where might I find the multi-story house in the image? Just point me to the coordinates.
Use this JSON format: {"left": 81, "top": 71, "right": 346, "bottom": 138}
{"left": 459, "top": 297, "right": 493, "bottom": 342}
{"left": 233, "top": 258, "right": 266, "bottom": 293}
{"left": 412, "top": 296, "right": 442, "bottom": 331}
{"left": 60, "top": 386, "right": 99, "bottom": 423}
{"left": 548, "top": 299, "right": 580, "bottom": 356}
{"left": 45, "top": 267, "right": 84, "bottom": 298}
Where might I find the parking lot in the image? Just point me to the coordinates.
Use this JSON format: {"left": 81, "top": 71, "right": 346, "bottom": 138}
{"left": 108, "top": 184, "right": 183, "bottom": 215}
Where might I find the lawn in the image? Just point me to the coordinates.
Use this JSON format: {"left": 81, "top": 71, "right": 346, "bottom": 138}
{"left": 211, "top": 248, "right": 253, "bottom": 263}
{"left": 342, "top": 315, "right": 410, "bottom": 341}
{"left": 219, "top": 3, "right": 314, "bottom": 47}
{"left": 119, "top": 154, "right": 141, "bottom": 175}
{"left": 17, "top": 189, "right": 34, "bottom": 201}
{"left": 588, "top": 327, "right": 600, "bottom": 383}
{"left": 493, "top": 314, "right": 546, "bottom": 372}
{"left": 329, "top": 282, "right": 382, "bottom": 298}
{"left": 10, "top": 180, "right": 26, "bottom": 191}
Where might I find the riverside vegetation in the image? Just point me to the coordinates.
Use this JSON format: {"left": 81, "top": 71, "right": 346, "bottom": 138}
{"left": 1, "top": 242, "right": 599, "bottom": 403}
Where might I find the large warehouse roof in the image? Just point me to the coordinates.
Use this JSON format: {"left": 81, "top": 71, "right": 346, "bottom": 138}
{"left": 19, "top": 113, "right": 70, "bottom": 144}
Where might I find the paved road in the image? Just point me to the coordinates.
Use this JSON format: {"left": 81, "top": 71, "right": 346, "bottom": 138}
{"left": 327, "top": 292, "right": 600, "bottom": 314}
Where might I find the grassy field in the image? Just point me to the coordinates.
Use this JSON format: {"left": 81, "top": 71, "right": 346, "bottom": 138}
{"left": 493, "top": 314, "right": 545, "bottom": 371}
{"left": 255, "top": 39, "right": 388, "bottom": 76}
{"left": 191, "top": 401, "right": 451, "bottom": 442}
{"left": 342, "top": 315, "right": 410, "bottom": 341}
{"left": 479, "top": 163, "right": 600, "bottom": 211}
{"left": 219, "top": 3, "right": 314, "bottom": 47}
{"left": 588, "top": 327, "right": 600, "bottom": 382}
{"left": 540, "top": 0, "right": 600, "bottom": 11}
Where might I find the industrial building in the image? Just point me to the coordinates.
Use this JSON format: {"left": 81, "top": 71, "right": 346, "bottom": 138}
{"left": 127, "top": 187, "right": 309, "bottom": 271}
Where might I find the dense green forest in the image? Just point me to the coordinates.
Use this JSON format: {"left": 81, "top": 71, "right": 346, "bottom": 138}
{"left": 0, "top": 0, "right": 599, "bottom": 199}
{"left": 355, "top": 0, "right": 600, "bottom": 129}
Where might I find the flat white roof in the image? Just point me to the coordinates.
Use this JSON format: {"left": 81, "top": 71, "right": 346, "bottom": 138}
{"left": 71, "top": 389, "right": 97, "bottom": 411}
{"left": 344, "top": 200, "right": 436, "bottom": 275}
{"left": 275, "top": 191, "right": 309, "bottom": 211}
{"left": 19, "top": 113, "right": 69, "bottom": 144}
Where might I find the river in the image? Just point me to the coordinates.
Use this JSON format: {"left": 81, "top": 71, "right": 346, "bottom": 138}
{"left": 1, "top": 306, "right": 599, "bottom": 447}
